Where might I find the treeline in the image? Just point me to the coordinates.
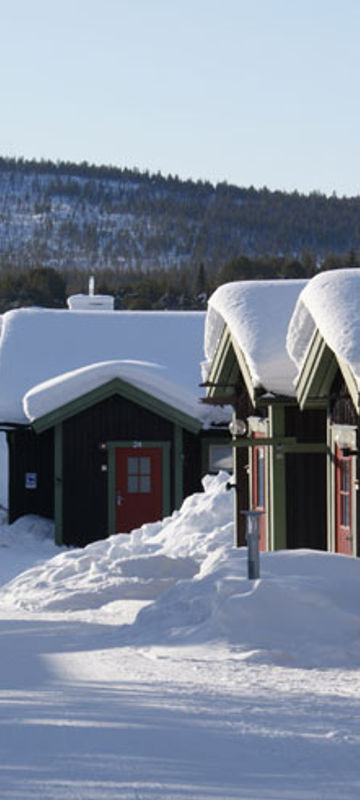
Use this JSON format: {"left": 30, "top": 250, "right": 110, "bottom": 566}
{"left": 0, "top": 251, "right": 358, "bottom": 313}
{"left": 0, "top": 155, "right": 208, "bottom": 190}
{"left": 2, "top": 157, "right": 360, "bottom": 274}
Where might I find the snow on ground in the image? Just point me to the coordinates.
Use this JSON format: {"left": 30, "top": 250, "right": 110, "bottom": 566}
{"left": 1, "top": 474, "right": 360, "bottom": 798}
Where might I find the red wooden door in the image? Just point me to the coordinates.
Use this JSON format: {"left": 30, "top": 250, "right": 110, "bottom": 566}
{"left": 335, "top": 445, "right": 353, "bottom": 555}
{"left": 115, "top": 447, "right": 163, "bottom": 533}
{"left": 252, "top": 437, "right": 266, "bottom": 551}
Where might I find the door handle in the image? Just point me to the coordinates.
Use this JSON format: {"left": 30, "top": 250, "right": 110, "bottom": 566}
{"left": 116, "top": 492, "right": 123, "bottom": 507}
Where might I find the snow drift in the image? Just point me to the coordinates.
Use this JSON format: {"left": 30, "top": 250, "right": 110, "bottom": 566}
{"left": 1, "top": 473, "right": 360, "bottom": 669}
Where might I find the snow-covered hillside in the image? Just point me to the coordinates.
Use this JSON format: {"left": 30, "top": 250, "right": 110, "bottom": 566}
{"left": 2, "top": 159, "right": 360, "bottom": 275}
{"left": 1, "top": 474, "right": 360, "bottom": 798}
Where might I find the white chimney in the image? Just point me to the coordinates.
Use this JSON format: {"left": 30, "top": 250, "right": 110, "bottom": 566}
{"left": 67, "top": 275, "right": 115, "bottom": 311}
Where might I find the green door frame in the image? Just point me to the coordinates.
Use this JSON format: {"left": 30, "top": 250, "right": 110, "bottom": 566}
{"left": 106, "top": 440, "right": 171, "bottom": 536}
{"left": 328, "top": 423, "right": 357, "bottom": 556}
{"left": 53, "top": 425, "right": 184, "bottom": 546}
{"left": 232, "top": 408, "right": 329, "bottom": 552}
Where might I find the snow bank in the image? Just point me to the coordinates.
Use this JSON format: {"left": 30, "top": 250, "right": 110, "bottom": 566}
{"left": 0, "top": 514, "right": 57, "bottom": 585}
{"left": 128, "top": 547, "right": 360, "bottom": 668}
{"left": 2, "top": 474, "right": 360, "bottom": 669}
{"left": 0, "top": 307, "right": 207, "bottom": 423}
{"left": 0, "top": 473, "right": 233, "bottom": 613}
{"left": 287, "top": 269, "right": 360, "bottom": 384}
{"left": 204, "top": 279, "right": 307, "bottom": 396}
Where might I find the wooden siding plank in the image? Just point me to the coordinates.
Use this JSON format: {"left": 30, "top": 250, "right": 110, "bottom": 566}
{"left": 33, "top": 377, "right": 201, "bottom": 435}
{"left": 174, "top": 425, "right": 183, "bottom": 509}
{"left": 54, "top": 423, "right": 63, "bottom": 546}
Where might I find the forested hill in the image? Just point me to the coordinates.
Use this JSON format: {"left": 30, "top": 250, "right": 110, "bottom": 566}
{"left": 1, "top": 156, "right": 360, "bottom": 275}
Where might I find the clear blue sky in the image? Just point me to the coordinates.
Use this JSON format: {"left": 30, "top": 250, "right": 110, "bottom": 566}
{"left": 1, "top": 0, "right": 360, "bottom": 196}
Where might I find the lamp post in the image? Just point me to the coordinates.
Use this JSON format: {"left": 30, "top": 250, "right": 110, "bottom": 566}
{"left": 241, "top": 510, "right": 263, "bottom": 579}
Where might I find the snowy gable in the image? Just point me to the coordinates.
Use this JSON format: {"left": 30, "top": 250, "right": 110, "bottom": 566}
{"left": 0, "top": 308, "right": 206, "bottom": 424}
{"left": 24, "top": 360, "right": 201, "bottom": 424}
{"left": 287, "top": 269, "right": 360, "bottom": 386}
{"left": 204, "top": 280, "right": 307, "bottom": 396}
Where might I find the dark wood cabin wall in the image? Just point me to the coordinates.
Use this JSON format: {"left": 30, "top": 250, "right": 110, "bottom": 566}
{"left": 183, "top": 430, "right": 202, "bottom": 497}
{"left": 329, "top": 372, "right": 360, "bottom": 554}
{"left": 235, "top": 387, "right": 257, "bottom": 420}
{"left": 8, "top": 428, "right": 54, "bottom": 523}
{"left": 61, "top": 394, "right": 174, "bottom": 547}
{"left": 332, "top": 396, "right": 358, "bottom": 426}
{"left": 285, "top": 452, "right": 326, "bottom": 550}
{"left": 285, "top": 406, "right": 326, "bottom": 442}
{"left": 330, "top": 370, "right": 358, "bottom": 426}
{"left": 284, "top": 406, "right": 327, "bottom": 550}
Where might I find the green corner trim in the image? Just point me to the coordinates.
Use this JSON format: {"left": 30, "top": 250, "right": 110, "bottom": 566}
{"left": 174, "top": 425, "right": 183, "bottom": 509}
{"left": 107, "top": 440, "right": 171, "bottom": 536}
{"left": 205, "top": 323, "right": 261, "bottom": 406}
{"left": 296, "top": 329, "right": 338, "bottom": 409}
{"left": 107, "top": 446, "right": 116, "bottom": 538}
{"left": 32, "top": 377, "right": 201, "bottom": 435}
{"left": 54, "top": 423, "right": 63, "bottom": 546}
{"left": 296, "top": 329, "right": 360, "bottom": 413}
{"left": 206, "top": 327, "right": 239, "bottom": 400}
{"left": 269, "top": 405, "right": 286, "bottom": 551}
{"left": 230, "top": 337, "right": 257, "bottom": 406}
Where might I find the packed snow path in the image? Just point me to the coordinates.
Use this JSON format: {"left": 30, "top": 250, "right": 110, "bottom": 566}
{"left": 0, "top": 476, "right": 360, "bottom": 798}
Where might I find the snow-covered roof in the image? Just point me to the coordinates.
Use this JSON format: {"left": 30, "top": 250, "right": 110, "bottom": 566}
{"left": 204, "top": 280, "right": 307, "bottom": 397}
{"left": 287, "top": 269, "right": 360, "bottom": 387}
{"left": 0, "top": 308, "right": 208, "bottom": 424}
{"left": 24, "top": 359, "right": 201, "bottom": 423}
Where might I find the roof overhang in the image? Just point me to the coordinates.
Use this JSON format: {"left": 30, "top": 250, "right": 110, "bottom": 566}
{"left": 31, "top": 376, "right": 202, "bottom": 434}
{"left": 295, "top": 329, "right": 338, "bottom": 409}
{"left": 205, "top": 323, "right": 298, "bottom": 409}
{"left": 295, "top": 327, "right": 360, "bottom": 412}
{"left": 205, "top": 325, "right": 257, "bottom": 406}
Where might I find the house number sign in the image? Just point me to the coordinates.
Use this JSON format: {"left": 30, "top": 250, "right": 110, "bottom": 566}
{"left": 25, "top": 472, "right": 37, "bottom": 490}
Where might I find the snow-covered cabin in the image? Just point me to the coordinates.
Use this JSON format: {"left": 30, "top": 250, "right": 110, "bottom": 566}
{"left": 204, "top": 279, "right": 328, "bottom": 552}
{"left": 287, "top": 268, "right": 360, "bottom": 557}
{"left": 2, "top": 300, "right": 229, "bottom": 546}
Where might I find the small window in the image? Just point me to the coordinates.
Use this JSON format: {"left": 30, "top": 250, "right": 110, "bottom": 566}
{"left": 339, "top": 458, "right": 351, "bottom": 528}
{"left": 127, "top": 456, "right": 151, "bottom": 493}
{"left": 208, "top": 444, "right": 233, "bottom": 473}
{"left": 139, "top": 475, "right": 151, "bottom": 492}
{"left": 127, "top": 475, "right": 139, "bottom": 493}
{"left": 140, "top": 457, "right": 150, "bottom": 475}
{"left": 128, "top": 457, "right": 138, "bottom": 475}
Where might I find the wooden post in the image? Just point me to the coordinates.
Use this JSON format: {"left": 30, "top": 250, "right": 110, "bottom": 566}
{"left": 234, "top": 441, "right": 248, "bottom": 547}
{"left": 269, "top": 405, "right": 287, "bottom": 550}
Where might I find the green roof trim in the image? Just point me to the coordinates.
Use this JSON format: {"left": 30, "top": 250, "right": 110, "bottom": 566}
{"left": 32, "top": 376, "right": 202, "bottom": 434}
{"left": 295, "top": 329, "right": 338, "bottom": 409}
{"left": 206, "top": 325, "right": 256, "bottom": 405}
{"left": 206, "top": 327, "right": 239, "bottom": 399}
